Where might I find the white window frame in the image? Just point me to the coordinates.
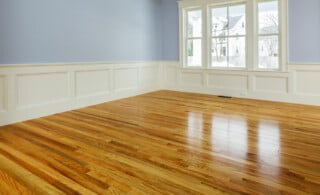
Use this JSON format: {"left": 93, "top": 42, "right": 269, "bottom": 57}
{"left": 178, "top": 0, "right": 288, "bottom": 72}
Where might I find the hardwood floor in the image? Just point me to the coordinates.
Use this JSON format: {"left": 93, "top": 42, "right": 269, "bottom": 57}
{"left": 0, "top": 90, "right": 320, "bottom": 194}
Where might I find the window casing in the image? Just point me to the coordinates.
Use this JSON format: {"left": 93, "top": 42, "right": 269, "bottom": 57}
{"left": 179, "top": 0, "right": 287, "bottom": 71}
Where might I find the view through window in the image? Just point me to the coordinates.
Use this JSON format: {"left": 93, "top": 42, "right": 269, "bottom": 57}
{"left": 258, "top": 1, "right": 279, "bottom": 69}
{"left": 186, "top": 10, "right": 202, "bottom": 67}
{"left": 210, "top": 4, "right": 246, "bottom": 68}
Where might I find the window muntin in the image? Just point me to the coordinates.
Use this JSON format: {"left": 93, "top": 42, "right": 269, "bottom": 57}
{"left": 210, "top": 4, "right": 246, "bottom": 68}
{"left": 258, "top": 0, "right": 280, "bottom": 69}
{"left": 186, "top": 9, "right": 202, "bottom": 67}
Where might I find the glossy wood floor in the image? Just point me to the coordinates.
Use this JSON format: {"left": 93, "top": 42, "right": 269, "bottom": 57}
{"left": 0, "top": 90, "right": 320, "bottom": 194}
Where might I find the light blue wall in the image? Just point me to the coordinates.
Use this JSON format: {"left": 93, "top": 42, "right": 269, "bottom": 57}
{"left": 1, "top": 0, "right": 319, "bottom": 64}
{"left": 161, "top": 0, "right": 179, "bottom": 61}
{"left": 0, "top": 0, "right": 162, "bottom": 64}
{"left": 161, "top": 0, "right": 320, "bottom": 63}
{"left": 289, "top": 0, "right": 320, "bottom": 63}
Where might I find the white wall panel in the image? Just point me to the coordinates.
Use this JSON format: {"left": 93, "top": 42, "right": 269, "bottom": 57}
{"left": 17, "top": 72, "right": 68, "bottom": 108}
{"left": 164, "top": 66, "right": 177, "bottom": 86}
{"left": 140, "top": 66, "right": 159, "bottom": 87}
{"left": 295, "top": 71, "right": 320, "bottom": 95}
{"left": 76, "top": 69, "right": 111, "bottom": 98}
{"left": 114, "top": 68, "right": 138, "bottom": 91}
{"left": 208, "top": 73, "right": 248, "bottom": 90}
{"left": 254, "top": 76, "right": 288, "bottom": 93}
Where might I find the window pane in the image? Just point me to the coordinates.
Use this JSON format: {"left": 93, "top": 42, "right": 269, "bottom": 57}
{"left": 259, "top": 36, "right": 279, "bottom": 69}
{"left": 211, "top": 7, "right": 228, "bottom": 37}
{"left": 211, "top": 38, "right": 228, "bottom": 67}
{"left": 187, "top": 10, "right": 202, "bottom": 37}
{"left": 229, "top": 5, "right": 246, "bottom": 36}
{"left": 229, "top": 37, "right": 246, "bottom": 68}
{"left": 258, "top": 1, "right": 279, "bottom": 34}
{"left": 187, "top": 39, "right": 202, "bottom": 66}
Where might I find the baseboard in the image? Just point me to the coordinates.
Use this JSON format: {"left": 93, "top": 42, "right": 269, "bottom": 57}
{"left": 0, "top": 62, "right": 162, "bottom": 126}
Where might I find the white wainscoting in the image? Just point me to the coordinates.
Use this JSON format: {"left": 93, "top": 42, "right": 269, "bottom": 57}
{"left": 1, "top": 61, "right": 320, "bottom": 126}
{"left": 162, "top": 62, "right": 320, "bottom": 106}
{"left": 0, "top": 62, "right": 161, "bottom": 126}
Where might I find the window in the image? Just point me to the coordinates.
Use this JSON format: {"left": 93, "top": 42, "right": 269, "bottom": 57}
{"left": 180, "top": 0, "right": 286, "bottom": 71}
{"left": 210, "top": 4, "right": 246, "bottom": 68}
{"left": 258, "top": 0, "right": 280, "bottom": 69}
{"left": 186, "top": 9, "right": 202, "bottom": 67}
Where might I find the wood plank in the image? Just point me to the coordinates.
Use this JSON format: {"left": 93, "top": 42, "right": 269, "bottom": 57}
{"left": 0, "top": 169, "right": 34, "bottom": 195}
